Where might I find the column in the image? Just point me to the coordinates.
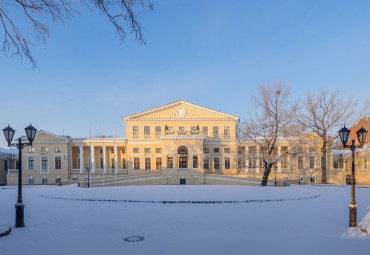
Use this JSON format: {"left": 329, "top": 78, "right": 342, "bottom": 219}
{"left": 103, "top": 145, "right": 107, "bottom": 173}
{"left": 245, "top": 146, "right": 249, "bottom": 173}
{"left": 278, "top": 146, "right": 282, "bottom": 173}
{"left": 91, "top": 145, "right": 96, "bottom": 173}
{"left": 173, "top": 154, "right": 178, "bottom": 169}
{"left": 79, "top": 145, "right": 84, "bottom": 173}
{"left": 114, "top": 145, "right": 118, "bottom": 173}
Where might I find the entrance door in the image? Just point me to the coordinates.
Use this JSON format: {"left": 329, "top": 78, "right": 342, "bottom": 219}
{"left": 180, "top": 178, "right": 186, "bottom": 185}
{"left": 179, "top": 157, "right": 187, "bottom": 168}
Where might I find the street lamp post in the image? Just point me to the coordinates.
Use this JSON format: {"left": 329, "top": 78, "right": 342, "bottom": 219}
{"left": 3, "top": 124, "right": 37, "bottom": 228}
{"left": 86, "top": 167, "right": 91, "bottom": 188}
{"left": 338, "top": 125, "right": 368, "bottom": 227}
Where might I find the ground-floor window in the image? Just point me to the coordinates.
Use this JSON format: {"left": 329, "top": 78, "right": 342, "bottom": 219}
{"left": 193, "top": 156, "right": 198, "bottom": 168}
{"left": 309, "top": 156, "right": 315, "bottom": 169}
{"left": 100, "top": 158, "right": 103, "bottom": 169}
{"left": 156, "top": 157, "right": 162, "bottom": 170}
{"left": 145, "top": 158, "right": 151, "bottom": 170}
{"left": 55, "top": 177, "right": 61, "bottom": 184}
{"left": 167, "top": 156, "right": 173, "bottom": 168}
{"left": 214, "top": 157, "right": 220, "bottom": 170}
{"left": 55, "top": 156, "right": 62, "bottom": 170}
{"left": 225, "top": 157, "right": 230, "bottom": 169}
{"left": 28, "top": 177, "right": 34, "bottom": 185}
{"left": 122, "top": 158, "right": 127, "bottom": 169}
{"left": 42, "top": 177, "right": 48, "bottom": 185}
{"left": 134, "top": 158, "right": 140, "bottom": 170}
{"left": 41, "top": 157, "right": 49, "bottom": 171}
{"left": 203, "top": 157, "right": 209, "bottom": 169}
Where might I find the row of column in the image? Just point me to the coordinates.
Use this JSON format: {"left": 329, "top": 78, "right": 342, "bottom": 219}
{"left": 78, "top": 145, "right": 119, "bottom": 174}
{"left": 244, "top": 146, "right": 283, "bottom": 173}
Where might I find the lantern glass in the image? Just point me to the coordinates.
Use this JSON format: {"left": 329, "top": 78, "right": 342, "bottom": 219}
{"left": 25, "top": 124, "right": 37, "bottom": 146}
{"left": 338, "top": 125, "right": 350, "bottom": 147}
{"left": 3, "top": 125, "right": 15, "bottom": 146}
{"left": 356, "top": 126, "right": 368, "bottom": 147}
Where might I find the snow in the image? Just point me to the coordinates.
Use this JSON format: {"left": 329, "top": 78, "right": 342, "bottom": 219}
{"left": 0, "top": 184, "right": 369, "bottom": 255}
{"left": 0, "top": 148, "right": 18, "bottom": 154}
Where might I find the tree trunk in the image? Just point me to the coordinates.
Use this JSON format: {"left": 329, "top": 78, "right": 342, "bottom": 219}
{"left": 322, "top": 134, "right": 327, "bottom": 184}
{"left": 261, "top": 165, "right": 272, "bottom": 186}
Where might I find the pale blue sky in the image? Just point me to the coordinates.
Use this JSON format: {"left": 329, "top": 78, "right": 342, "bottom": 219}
{"left": 0, "top": 0, "right": 369, "bottom": 147}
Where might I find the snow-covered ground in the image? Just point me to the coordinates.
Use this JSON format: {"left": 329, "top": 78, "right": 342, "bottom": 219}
{"left": 0, "top": 184, "right": 369, "bottom": 255}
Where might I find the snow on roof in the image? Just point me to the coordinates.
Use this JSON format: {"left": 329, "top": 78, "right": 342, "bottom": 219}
{"left": 0, "top": 148, "right": 18, "bottom": 154}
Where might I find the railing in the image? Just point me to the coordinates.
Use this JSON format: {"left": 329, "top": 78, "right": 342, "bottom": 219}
{"left": 71, "top": 169, "right": 80, "bottom": 174}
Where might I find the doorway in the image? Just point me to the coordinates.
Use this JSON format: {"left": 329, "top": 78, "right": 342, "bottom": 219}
{"left": 180, "top": 178, "right": 186, "bottom": 185}
{"left": 179, "top": 157, "right": 187, "bottom": 168}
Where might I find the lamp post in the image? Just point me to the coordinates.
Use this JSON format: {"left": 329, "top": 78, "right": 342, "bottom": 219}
{"left": 3, "top": 124, "right": 37, "bottom": 228}
{"left": 86, "top": 167, "right": 91, "bottom": 188}
{"left": 338, "top": 125, "right": 368, "bottom": 227}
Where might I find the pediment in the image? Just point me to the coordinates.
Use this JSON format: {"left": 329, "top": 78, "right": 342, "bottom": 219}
{"left": 23, "top": 130, "right": 69, "bottom": 142}
{"left": 122, "top": 100, "right": 239, "bottom": 121}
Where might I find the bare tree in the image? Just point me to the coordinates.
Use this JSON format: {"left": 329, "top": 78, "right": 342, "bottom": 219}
{"left": 296, "top": 88, "right": 366, "bottom": 184}
{"left": 0, "top": 0, "right": 153, "bottom": 67}
{"left": 239, "top": 80, "right": 301, "bottom": 186}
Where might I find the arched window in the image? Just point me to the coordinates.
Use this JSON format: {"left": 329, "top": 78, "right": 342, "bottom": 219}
{"left": 177, "top": 146, "right": 188, "bottom": 155}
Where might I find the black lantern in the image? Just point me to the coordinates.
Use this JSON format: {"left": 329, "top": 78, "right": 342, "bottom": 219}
{"left": 3, "top": 125, "right": 15, "bottom": 146}
{"left": 356, "top": 126, "right": 368, "bottom": 147}
{"left": 338, "top": 125, "right": 350, "bottom": 147}
{"left": 25, "top": 124, "right": 37, "bottom": 146}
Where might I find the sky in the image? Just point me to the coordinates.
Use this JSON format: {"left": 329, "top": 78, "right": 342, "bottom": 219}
{"left": 0, "top": 0, "right": 370, "bottom": 147}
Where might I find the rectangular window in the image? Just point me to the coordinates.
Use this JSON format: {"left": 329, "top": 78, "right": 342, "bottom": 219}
{"left": 55, "top": 147, "right": 62, "bottom": 153}
{"left": 213, "top": 126, "right": 219, "bottom": 137}
{"left": 238, "top": 146, "right": 246, "bottom": 154}
{"left": 111, "top": 158, "right": 115, "bottom": 169}
{"left": 133, "top": 126, "right": 139, "bottom": 138}
{"left": 111, "top": 149, "right": 114, "bottom": 154}
{"left": 203, "top": 148, "right": 209, "bottom": 153}
{"left": 155, "top": 126, "right": 161, "bottom": 137}
{"left": 55, "top": 156, "right": 62, "bottom": 170}
{"left": 310, "top": 156, "right": 315, "bottom": 169}
{"left": 28, "top": 147, "right": 35, "bottom": 153}
{"left": 28, "top": 157, "right": 35, "bottom": 170}
{"left": 298, "top": 156, "right": 304, "bottom": 169}
{"left": 42, "top": 177, "right": 48, "bottom": 185}
{"left": 133, "top": 148, "right": 139, "bottom": 153}
{"left": 42, "top": 147, "right": 48, "bottom": 153}
{"left": 225, "top": 157, "right": 230, "bottom": 169}
{"left": 203, "top": 157, "right": 209, "bottom": 169}
{"left": 214, "top": 157, "right": 220, "bottom": 170}
{"left": 193, "top": 156, "right": 198, "bottom": 168}
{"left": 28, "top": 177, "right": 34, "bottom": 185}
{"left": 122, "top": 158, "right": 127, "bottom": 169}
{"left": 156, "top": 157, "right": 162, "bottom": 170}
{"left": 224, "top": 126, "right": 230, "bottom": 137}
{"left": 202, "top": 127, "right": 208, "bottom": 136}
{"left": 145, "top": 158, "right": 151, "bottom": 170}
{"left": 144, "top": 126, "right": 150, "bottom": 137}
{"left": 55, "top": 177, "right": 61, "bottom": 184}
{"left": 364, "top": 159, "right": 368, "bottom": 170}
{"left": 156, "top": 148, "right": 162, "bottom": 153}
{"left": 134, "top": 158, "right": 140, "bottom": 170}
{"left": 167, "top": 156, "right": 173, "bottom": 168}
{"left": 224, "top": 148, "right": 230, "bottom": 153}
{"left": 100, "top": 158, "right": 103, "bottom": 169}
{"left": 41, "top": 157, "right": 49, "bottom": 170}
{"left": 100, "top": 149, "right": 103, "bottom": 154}
{"left": 122, "top": 147, "right": 126, "bottom": 154}
{"left": 144, "top": 148, "right": 151, "bottom": 154}
{"left": 214, "top": 148, "right": 220, "bottom": 153}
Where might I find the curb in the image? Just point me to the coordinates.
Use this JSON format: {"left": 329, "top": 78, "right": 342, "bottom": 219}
{"left": 0, "top": 224, "right": 11, "bottom": 237}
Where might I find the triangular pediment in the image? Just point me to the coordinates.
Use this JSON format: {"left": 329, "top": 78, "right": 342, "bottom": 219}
{"left": 22, "top": 130, "right": 69, "bottom": 142}
{"left": 122, "top": 100, "right": 239, "bottom": 121}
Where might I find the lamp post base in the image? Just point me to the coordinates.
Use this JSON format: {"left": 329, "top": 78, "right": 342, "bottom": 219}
{"left": 349, "top": 204, "right": 357, "bottom": 227}
{"left": 15, "top": 203, "right": 25, "bottom": 228}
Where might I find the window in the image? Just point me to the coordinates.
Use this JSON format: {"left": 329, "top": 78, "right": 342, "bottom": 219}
{"left": 144, "top": 148, "right": 151, "bottom": 154}
{"left": 213, "top": 126, "right": 219, "bottom": 137}
{"left": 202, "top": 127, "right": 208, "bottom": 136}
{"left": 42, "top": 177, "right": 48, "bottom": 185}
{"left": 28, "top": 157, "right": 35, "bottom": 170}
{"left": 214, "top": 157, "right": 220, "bottom": 170}
{"left": 203, "top": 148, "right": 209, "bottom": 153}
{"left": 42, "top": 147, "right": 48, "bottom": 153}
{"left": 193, "top": 156, "right": 198, "bottom": 168}
{"left": 55, "top": 156, "right": 62, "bottom": 170}
{"left": 41, "top": 157, "right": 49, "bottom": 170}
{"left": 111, "top": 158, "right": 115, "bottom": 169}
{"left": 55, "top": 147, "right": 62, "bottom": 153}
{"left": 238, "top": 146, "right": 246, "bottom": 154}
{"left": 167, "top": 156, "right": 173, "bottom": 168}
{"left": 298, "top": 156, "right": 304, "bottom": 169}
{"left": 249, "top": 146, "right": 257, "bottom": 155}
{"left": 225, "top": 157, "right": 230, "bottom": 169}
{"left": 155, "top": 126, "right": 161, "bottom": 137}
{"left": 122, "top": 147, "right": 126, "bottom": 154}
{"left": 144, "top": 126, "right": 150, "bottom": 137}
{"left": 72, "top": 177, "right": 78, "bottom": 181}
{"left": 100, "top": 158, "right": 103, "bottom": 169}
{"left": 364, "top": 159, "right": 368, "bottom": 170}
{"left": 179, "top": 126, "right": 185, "bottom": 135}
{"left": 145, "top": 158, "right": 151, "bottom": 170}
{"left": 100, "top": 149, "right": 103, "bottom": 154}
{"left": 134, "top": 158, "right": 140, "bottom": 170}
{"left": 55, "top": 177, "right": 61, "bottom": 184}
{"left": 203, "top": 157, "right": 209, "bottom": 169}
{"left": 214, "top": 148, "right": 220, "bottom": 153}
{"left": 4, "top": 160, "right": 8, "bottom": 171}
{"left": 28, "top": 177, "right": 34, "bottom": 185}
{"left": 156, "top": 148, "right": 162, "bottom": 153}
{"left": 122, "top": 158, "right": 127, "bottom": 169}
{"left": 111, "top": 149, "right": 114, "bottom": 154}
{"left": 133, "top": 126, "right": 139, "bottom": 138}
{"left": 224, "top": 126, "right": 230, "bottom": 137}
{"left": 133, "top": 148, "right": 140, "bottom": 153}
{"left": 309, "top": 156, "right": 315, "bottom": 169}
{"left": 28, "top": 147, "right": 35, "bottom": 153}
{"left": 156, "top": 158, "right": 162, "bottom": 170}
{"left": 224, "top": 148, "right": 230, "bottom": 153}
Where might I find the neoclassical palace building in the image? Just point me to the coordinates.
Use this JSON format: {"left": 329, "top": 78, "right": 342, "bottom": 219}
{"left": 6, "top": 101, "right": 370, "bottom": 186}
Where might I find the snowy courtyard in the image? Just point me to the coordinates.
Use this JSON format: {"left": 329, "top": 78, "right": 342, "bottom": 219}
{"left": 0, "top": 184, "right": 369, "bottom": 255}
